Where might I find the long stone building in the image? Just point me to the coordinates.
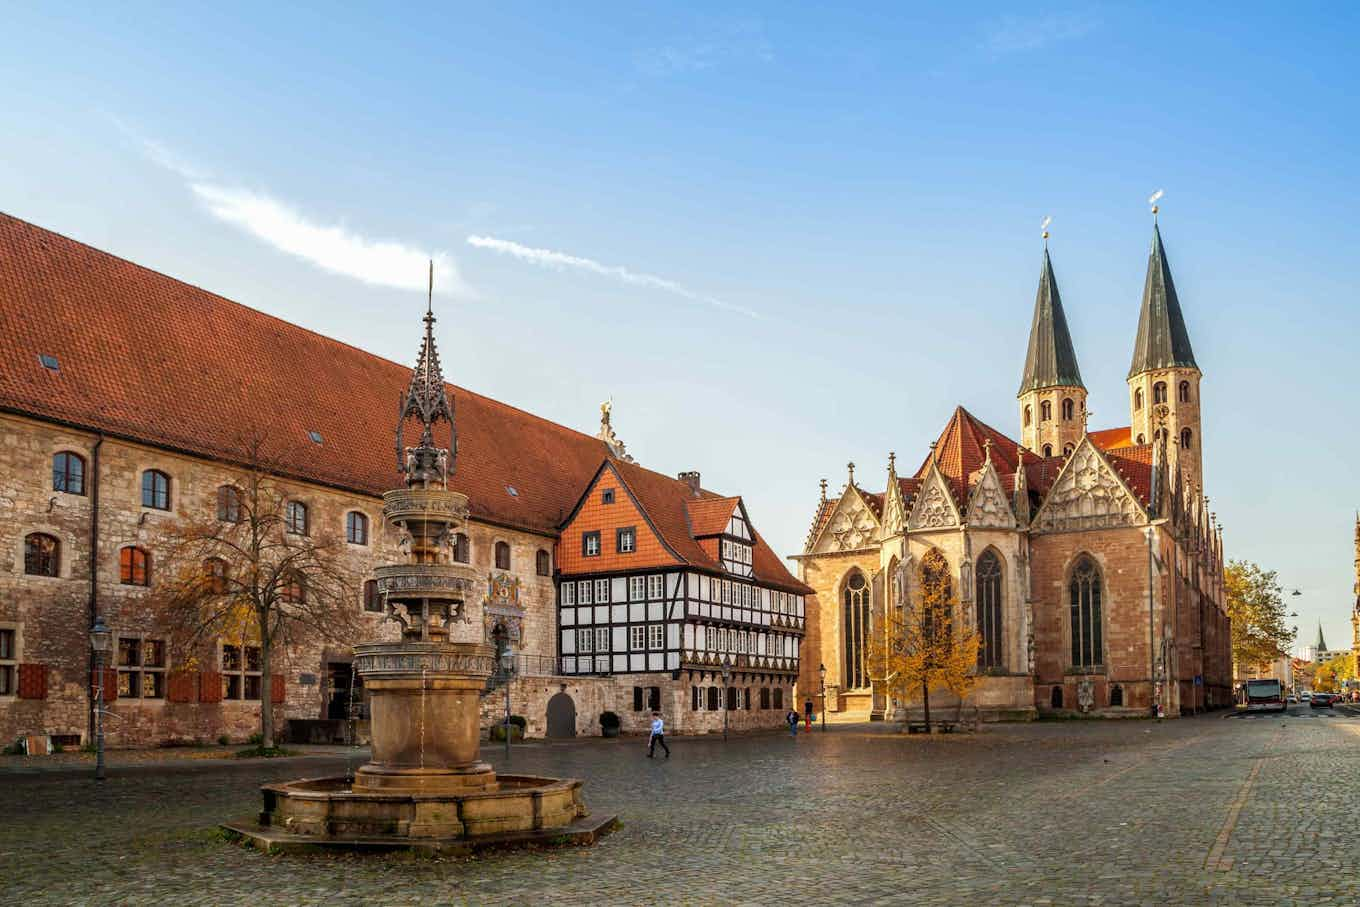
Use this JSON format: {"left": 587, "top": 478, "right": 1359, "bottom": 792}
{"left": 795, "top": 226, "right": 1232, "bottom": 720}
{"left": 0, "top": 213, "right": 809, "bottom": 747}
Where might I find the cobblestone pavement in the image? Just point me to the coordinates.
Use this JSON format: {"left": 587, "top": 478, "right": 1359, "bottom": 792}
{"left": 4, "top": 707, "right": 1359, "bottom": 906}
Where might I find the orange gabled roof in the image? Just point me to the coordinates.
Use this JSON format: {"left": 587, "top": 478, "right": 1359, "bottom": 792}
{"left": 1089, "top": 426, "right": 1134, "bottom": 451}
{"left": 686, "top": 496, "right": 740, "bottom": 537}
{"left": 916, "top": 406, "right": 1043, "bottom": 503}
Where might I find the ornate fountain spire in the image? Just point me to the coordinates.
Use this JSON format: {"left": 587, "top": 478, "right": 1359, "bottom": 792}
{"left": 396, "top": 261, "right": 457, "bottom": 486}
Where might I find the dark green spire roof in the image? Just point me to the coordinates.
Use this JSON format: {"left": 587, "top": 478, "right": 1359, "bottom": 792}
{"left": 1018, "top": 249, "right": 1083, "bottom": 396}
{"left": 1128, "top": 224, "right": 1198, "bottom": 378}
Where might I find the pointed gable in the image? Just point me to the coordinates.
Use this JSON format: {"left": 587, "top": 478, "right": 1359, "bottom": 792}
{"left": 558, "top": 460, "right": 687, "bottom": 575}
{"left": 915, "top": 406, "right": 1044, "bottom": 505}
{"left": 1129, "top": 224, "right": 1198, "bottom": 378}
{"left": 686, "top": 496, "right": 740, "bottom": 538}
{"left": 1032, "top": 437, "right": 1146, "bottom": 532}
{"left": 1019, "top": 248, "right": 1084, "bottom": 394}
{"left": 966, "top": 459, "right": 1016, "bottom": 529}
{"left": 810, "top": 485, "right": 882, "bottom": 553}
{"left": 908, "top": 461, "right": 961, "bottom": 530}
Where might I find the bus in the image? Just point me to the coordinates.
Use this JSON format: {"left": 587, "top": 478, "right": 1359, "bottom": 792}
{"left": 1236, "top": 678, "right": 1287, "bottom": 712}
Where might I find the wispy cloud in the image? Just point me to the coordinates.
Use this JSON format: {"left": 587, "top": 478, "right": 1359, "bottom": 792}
{"left": 116, "top": 118, "right": 467, "bottom": 296}
{"left": 467, "top": 235, "right": 757, "bottom": 319}
{"left": 634, "top": 19, "right": 774, "bottom": 76}
{"left": 980, "top": 13, "right": 1099, "bottom": 55}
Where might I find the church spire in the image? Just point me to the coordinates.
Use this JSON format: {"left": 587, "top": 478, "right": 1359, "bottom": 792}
{"left": 1128, "top": 224, "right": 1198, "bottom": 378}
{"left": 1315, "top": 621, "right": 1328, "bottom": 654}
{"left": 1018, "top": 248, "right": 1084, "bottom": 395}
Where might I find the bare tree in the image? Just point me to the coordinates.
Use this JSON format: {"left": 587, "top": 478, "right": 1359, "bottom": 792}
{"left": 151, "top": 437, "right": 360, "bottom": 749}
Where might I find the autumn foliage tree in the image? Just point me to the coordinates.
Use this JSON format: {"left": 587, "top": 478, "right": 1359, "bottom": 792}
{"left": 871, "top": 551, "right": 980, "bottom": 733}
{"left": 1314, "top": 655, "right": 1355, "bottom": 694}
{"left": 1223, "top": 560, "right": 1295, "bottom": 676}
{"left": 150, "top": 438, "right": 360, "bottom": 750}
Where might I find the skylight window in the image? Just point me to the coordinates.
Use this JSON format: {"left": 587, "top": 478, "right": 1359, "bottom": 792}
{"left": 308, "top": 431, "right": 323, "bottom": 444}
{"left": 38, "top": 354, "right": 59, "bottom": 371}
{"left": 505, "top": 485, "right": 518, "bottom": 497}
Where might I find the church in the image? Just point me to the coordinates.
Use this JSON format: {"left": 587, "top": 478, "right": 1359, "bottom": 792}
{"left": 794, "top": 223, "right": 1233, "bottom": 719}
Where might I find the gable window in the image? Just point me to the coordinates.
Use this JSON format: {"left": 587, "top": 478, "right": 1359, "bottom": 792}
{"left": 601, "top": 488, "right": 615, "bottom": 505}
{"left": 285, "top": 501, "right": 309, "bottom": 536}
{"left": 363, "top": 579, "right": 382, "bottom": 612}
{"left": 1180, "top": 428, "right": 1193, "bottom": 450}
{"left": 582, "top": 531, "right": 601, "bottom": 557}
{"left": 1061, "top": 397, "right": 1074, "bottom": 421}
{"left": 1040, "top": 401, "right": 1052, "bottom": 422}
{"left": 1134, "top": 388, "right": 1144, "bottom": 410}
{"left": 453, "top": 532, "right": 470, "bottom": 564}
{"left": 495, "top": 541, "right": 511, "bottom": 571}
{"left": 617, "top": 526, "right": 636, "bottom": 554}
{"left": 52, "top": 451, "right": 86, "bottom": 495}
{"left": 647, "top": 574, "right": 664, "bottom": 599}
{"left": 205, "top": 557, "right": 228, "bottom": 594}
{"left": 536, "top": 549, "right": 551, "bottom": 576}
{"left": 1153, "top": 382, "right": 1167, "bottom": 404}
{"left": 1178, "top": 381, "right": 1191, "bottom": 403}
{"left": 976, "top": 550, "right": 1003, "bottom": 670}
{"left": 0, "top": 629, "right": 15, "bottom": 696}
{"left": 216, "top": 485, "right": 241, "bottom": 522}
{"left": 346, "top": 512, "right": 369, "bottom": 545}
{"left": 222, "top": 644, "right": 262, "bottom": 700}
{"left": 842, "top": 571, "right": 870, "bottom": 689}
{"left": 119, "top": 547, "right": 151, "bottom": 586}
{"left": 141, "top": 469, "right": 170, "bottom": 510}
{"left": 117, "top": 636, "right": 167, "bottom": 699}
{"left": 24, "top": 533, "right": 59, "bottom": 577}
{"left": 1069, "top": 557, "right": 1103, "bottom": 668}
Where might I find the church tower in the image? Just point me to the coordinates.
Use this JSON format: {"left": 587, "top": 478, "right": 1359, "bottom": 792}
{"left": 1128, "top": 223, "right": 1202, "bottom": 490}
{"left": 1018, "top": 247, "right": 1086, "bottom": 457}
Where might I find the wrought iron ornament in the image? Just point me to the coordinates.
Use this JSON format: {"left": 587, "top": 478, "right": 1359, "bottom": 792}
{"left": 395, "top": 260, "right": 457, "bottom": 483}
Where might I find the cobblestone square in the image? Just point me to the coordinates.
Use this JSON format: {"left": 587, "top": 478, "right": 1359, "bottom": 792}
{"left": 4, "top": 708, "right": 1358, "bottom": 905}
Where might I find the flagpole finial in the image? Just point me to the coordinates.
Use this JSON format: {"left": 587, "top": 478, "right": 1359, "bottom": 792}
{"left": 427, "top": 260, "right": 434, "bottom": 317}
{"left": 1148, "top": 189, "right": 1164, "bottom": 222}
{"left": 1040, "top": 215, "right": 1052, "bottom": 246}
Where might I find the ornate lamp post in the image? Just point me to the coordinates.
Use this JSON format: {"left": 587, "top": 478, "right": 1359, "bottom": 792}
{"left": 501, "top": 639, "right": 516, "bottom": 761}
{"left": 721, "top": 658, "right": 732, "bottom": 743}
{"left": 818, "top": 663, "right": 827, "bottom": 732}
{"left": 89, "top": 616, "right": 112, "bottom": 782}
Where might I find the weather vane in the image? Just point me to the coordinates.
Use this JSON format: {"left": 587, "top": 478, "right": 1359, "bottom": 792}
{"left": 1148, "top": 189, "right": 1164, "bottom": 221}
{"left": 1040, "top": 215, "right": 1052, "bottom": 245}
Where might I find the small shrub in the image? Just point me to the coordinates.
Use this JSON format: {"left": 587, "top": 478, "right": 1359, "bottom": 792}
{"left": 247, "top": 732, "right": 264, "bottom": 746}
{"left": 216, "top": 734, "right": 230, "bottom": 746}
{"left": 81, "top": 742, "right": 98, "bottom": 754}
{"left": 1, "top": 740, "right": 23, "bottom": 755}
{"left": 235, "top": 745, "right": 294, "bottom": 759}
{"left": 50, "top": 742, "right": 64, "bottom": 754}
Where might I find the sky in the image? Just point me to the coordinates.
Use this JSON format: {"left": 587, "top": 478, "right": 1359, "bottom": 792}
{"left": 3, "top": 3, "right": 1358, "bottom": 651}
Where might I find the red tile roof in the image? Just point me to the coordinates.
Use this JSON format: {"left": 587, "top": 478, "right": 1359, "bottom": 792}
{"left": 915, "top": 406, "right": 1045, "bottom": 504}
{"left": 685, "top": 496, "right": 739, "bottom": 537}
{"left": 0, "top": 213, "right": 809, "bottom": 593}
{"left": 1103, "top": 443, "right": 1155, "bottom": 507}
{"left": 1089, "top": 426, "right": 1134, "bottom": 450}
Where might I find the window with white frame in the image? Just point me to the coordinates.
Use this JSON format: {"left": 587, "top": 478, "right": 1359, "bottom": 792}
{"left": 579, "top": 580, "right": 593, "bottom": 605}
{"left": 738, "top": 632, "right": 746, "bottom": 654}
{"left": 647, "top": 574, "right": 664, "bottom": 599}
{"left": 222, "top": 643, "right": 262, "bottom": 700}
{"left": 629, "top": 576, "right": 646, "bottom": 601}
{"left": 616, "top": 526, "right": 636, "bottom": 553}
{"left": 705, "top": 626, "right": 716, "bottom": 650}
{"left": 0, "top": 628, "right": 15, "bottom": 695}
{"left": 562, "top": 583, "right": 576, "bottom": 606}
{"left": 594, "top": 579, "right": 609, "bottom": 603}
{"left": 648, "top": 624, "right": 664, "bottom": 650}
{"left": 577, "top": 628, "right": 594, "bottom": 654}
{"left": 630, "top": 625, "right": 646, "bottom": 650}
{"left": 594, "top": 627, "right": 610, "bottom": 654}
{"left": 117, "top": 636, "right": 167, "bottom": 699}
{"left": 721, "top": 581, "right": 731, "bottom": 605}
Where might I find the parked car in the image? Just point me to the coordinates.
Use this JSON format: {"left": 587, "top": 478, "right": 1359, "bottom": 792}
{"left": 1310, "top": 693, "right": 1334, "bottom": 708}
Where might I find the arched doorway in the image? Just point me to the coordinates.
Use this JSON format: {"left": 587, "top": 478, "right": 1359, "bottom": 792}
{"left": 546, "top": 691, "right": 576, "bottom": 738}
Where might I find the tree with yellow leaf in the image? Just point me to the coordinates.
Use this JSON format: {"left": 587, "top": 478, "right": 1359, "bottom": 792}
{"left": 1314, "top": 654, "right": 1355, "bottom": 693}
{"left": 871, "top": 549, "right": 980, "bottom": 733}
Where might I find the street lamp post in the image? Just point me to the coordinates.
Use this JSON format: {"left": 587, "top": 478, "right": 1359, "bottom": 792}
{"left": 721, "top": 658, "right": 732, "bottom": 743}
{"left": 818, "top": 663, "right": 827, "bottom": 732}
{"left": 501, "top": 641, "right": 516, "bottom": 762}
{"left": 89, "top": 616, "right": 112, "bottom": 782}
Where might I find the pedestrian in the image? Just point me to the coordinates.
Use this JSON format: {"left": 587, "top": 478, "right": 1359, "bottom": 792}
{"left": 804, "top": 697, "right": 814, "bottom": 731}
{"left": 786, "top": 709, "right": 800, "bottom": 737}
{"left": 647, "top": 710, "right": 670, "bottom": 759}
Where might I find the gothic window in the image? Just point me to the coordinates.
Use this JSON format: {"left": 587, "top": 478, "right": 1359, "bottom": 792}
{"left": 1134, "top": 388, "right": 1144, "bottom": 411}
{"left": 1023, "top": 405, "right": 1032, "bottom": 427}
{"left": 920, "top": 549, "right": 952, "bottom": 643}
{"left": 216, "top": 485, "right": 241, "bottom": 522}
{"left": 346, "top": 511, "right": 369, "bottom": 545}
{"left": 1043, "top": 444, "right": 1053, "bottom": 457}
{"left": 1040, "top": 401, "right": 1052, "bottom": 422}
{"left": 975, "top": 550, "right": 1003, "bottom": 670}
{"left": 453, "top": 532, "right": 470, "bottom": 563}
{"left": 24, "top": 533, "right": 59, "bottom": 577}
{"left": 285, "top": 501, "right": 308, "bottom": 536}
{"left": 205, "top": 557, "right": 228, "bottom": 594}
{"left": 1069, "top": 557, "right": 1103, "bottom": 668}
{"left": 141, "top": 469, "right": 170, "bottom": 510}
{"left": 53, "top": 451, "right": 85, "bottom": 495}
{"left": 1062, "top": 397, "right": 1074, "bottom": 421}
{"left": 1063, "top": 443, "right": 1074, "bottom": 456}
{"left": 363, "top": 579, "right": 382, "bottom": 612}
{"left": 495, "top": 541, "right": 511, "bottom": 570}
{"left": 1136, "top": 434, "right": 1145, "bottom": 445}
{"left": 1180, "top": 428, "right": 1193, "bottom": 450}
{"left": 119, "top": 546, "right": 150, "bottom": 586}
{"left": 1178, "top": 381, "right": 1191, "bottom": 403}
{"left": 1153, "top": 382, "right": 1167, "bottom": 404}
{"left": 842, "top": 571, "right": 870, "bottom": 689}
{"left": 536, "top": 549, "right": 551, "bottom": 576}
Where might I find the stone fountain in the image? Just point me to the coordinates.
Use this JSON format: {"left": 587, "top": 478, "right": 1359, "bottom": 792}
{"left": 226, "top": 295, "right": 614, "bottom": 854}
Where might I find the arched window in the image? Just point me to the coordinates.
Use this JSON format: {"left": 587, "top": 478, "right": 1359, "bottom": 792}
{"left": 453, "top": 532, "right": 470, "bottom": 564}
{"left": 363, "top": 579, "right": 381, "bottom": 612}
{"left": 1061, "top": 397, "right": 1074, "bottom": 421}
{"left": 1153, "top": 382, "right": 1167, "bottom": 404}
{"left": 536, "top": 549, "right": 551, "bottom": 576}
{"left": 282, "top": 571, "right": 307, "bottom": 604}
{"left": 1040, "top": 400, "right": 1052, "bottom": 422}
{"left": 1178, "top": 381, "right": 1191, "bottom": 403}
{"left": 975, "top": 551, "right": 1003, "bottom": 669}
{"left": 216, "top": 485, "right": 241, "bottom": 523}
{"left": 1136, "top": 433, "right": 1145, "bottom": 445}
{"left": 1110, "top": 684, "right": 1124, "bottom": 707}
{"left": 141, "top": 469, "right": 170, "bottom": 510}
{"left": 24, "top": 533, "right": 59, "bottom": 576}
{"left": 120, "top": 546, "right": 150, "bottom": 586}
{"left": 1051, "top": 686, "right": 1063, "bottom": 709}
{"left": 1042, "top": 444, "right": 1053, "bottom": 457}
{"left": 1023, "top": 405, "right": 1032, "bottom": 427}
{"left": 1063, "top": 443, "right": 1074, "bottom": 456}
{"left": 53, "top": 451, "right": 86, "bottom": 495}
{"left": 1180, "top": 428, "right": 1193, "bottom": 449}
{"left": 285, "top": 501, "right": 309, "bottom": 536}
{"left": 204, "top": 557, "right": 228, "bottom": 594}
{"left": 1069, "top": 557, "right": 1103, "bottom": 668}
{"left": 1134, "top": 388, "right": 1144, "bottom": 411}
{"left": 346, "top": 511, "right": 369, "bottom": 545}
{"left": 495, "top": 541, "right": 511, "bottom": 571}
{"left": 842, "top": 571, "right": 870, "bottom": 689}
{"left": 919, "top": 549, "right": 952, "bottom": 643}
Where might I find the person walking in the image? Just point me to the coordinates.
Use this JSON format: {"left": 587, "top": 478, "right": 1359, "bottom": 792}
{"left": 647, "top": 711, "right": 670, "bottom": 759}
{"left": 804, "top": 697, "right": 814, "bottom": 731}
{"left": 786, "top": 708, "right": 800, "bottom": 737}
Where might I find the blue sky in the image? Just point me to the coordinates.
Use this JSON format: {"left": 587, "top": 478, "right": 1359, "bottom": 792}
{"left": 4, "top": 3, "right": 1358, "bottom": 651}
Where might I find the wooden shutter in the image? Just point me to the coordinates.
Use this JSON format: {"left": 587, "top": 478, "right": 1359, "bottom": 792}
{"left": 198, "top": 671, "right": 223, "bottom": 703}
{"left": 270, "top": 674, "right": 286, "bottom": 704}
{"left": 18, "top": 663, "right": 47, "bottom": 699}
{"left": 89, "top": 668, "right": 118, "bottom": 702}
{"left": 166, "top": 670, "right": 198, "bottom": 703}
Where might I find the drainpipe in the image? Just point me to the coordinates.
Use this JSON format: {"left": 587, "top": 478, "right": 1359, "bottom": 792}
{"left": 87, "top": 434, "right": 104, "bottom": 744}
{"left": 1147, "top": 525, "right": 1156, "bottom": 718}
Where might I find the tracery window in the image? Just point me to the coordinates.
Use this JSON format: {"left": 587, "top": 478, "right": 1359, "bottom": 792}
{"left": 1061, "top": 397, "right": 1074, "bottom": 421}
{"left": 24, "top": 533, "right": 59, "bottom": 577}
{"left": 920, "top": 549, "right": 952, "bottom": 643}
{"left": 975, "top": 550, "right": 1003, "bottom": 669}
{"left": 1043, "top": 444, "right": 1053, "bottom": 457}
{"left": 53, "top": 452, "right": 85, "bottom": 495}
{"left": 1153, "top": 382, "right": 1167, "bottom": 405}
{"left": 1069, "top": 557, "right": 1103, "bottom": 668}
{"left": 141, "top": 469, "right": 170, "bottom": 510}
{"left": 842, "top": 570, "right": 870, "bottom": 689}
